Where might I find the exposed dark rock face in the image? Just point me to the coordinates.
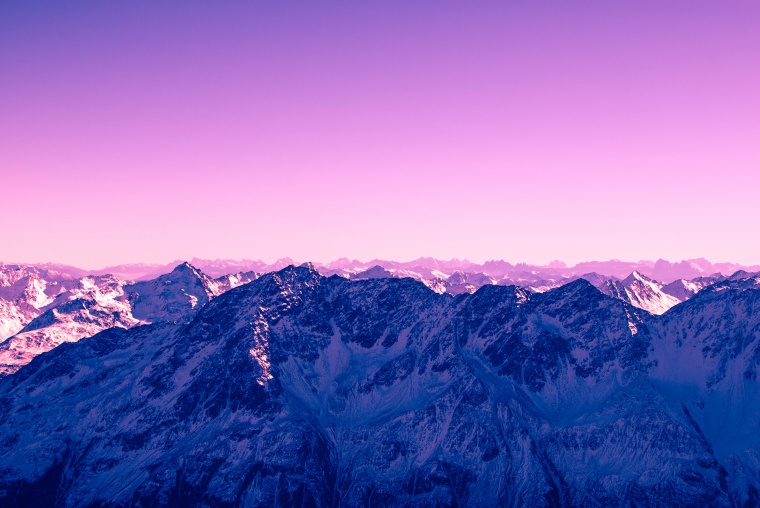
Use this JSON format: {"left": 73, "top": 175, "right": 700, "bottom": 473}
{"left": 1, "top": 266, "right": 759, "bottom": 506}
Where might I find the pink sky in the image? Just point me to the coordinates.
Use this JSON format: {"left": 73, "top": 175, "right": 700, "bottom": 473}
{"left": 1, "top": 1, "right": 759, "bottom": 269}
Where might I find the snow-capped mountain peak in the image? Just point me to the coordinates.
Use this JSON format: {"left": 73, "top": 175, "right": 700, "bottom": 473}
{"left": 0, "top": 263, "right": 230, "bottom": 377}
{"left": 597, "top": 270, "right": 681, "bottom": 315}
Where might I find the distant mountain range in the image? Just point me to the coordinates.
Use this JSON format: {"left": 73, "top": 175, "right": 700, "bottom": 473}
{"left": 1, "top": 258, "right": 760, "bottom": 505}
{"left": 15, "top": 257, "right": 758, "bottom": 283}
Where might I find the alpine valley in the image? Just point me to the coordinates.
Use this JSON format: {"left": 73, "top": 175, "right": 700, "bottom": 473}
{"left": 1, "top": 258, "right": 759, "bottom": 507}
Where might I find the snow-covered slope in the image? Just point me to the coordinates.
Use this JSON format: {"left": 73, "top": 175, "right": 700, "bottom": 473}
{"left": 0, "top": 263, "right": 232, "bottom": 377}
{"left": 597, "top": 271, "right": 682, "bottom": 315}
{"left": 0, "top": 274, "right": 137, "bottom": 376}
{"left": 126, "top": 262, "right": 223, "bottom": 322}
{"left": 443, "top": 271, "right": 497, "bottom": 294}
{"left": 214, "top": 270, "right": 259, "bottom": 292}
{"left": 350, "top": 266, "right": 498, "bottom": 296}
{"left": 1, "top": 265, "right": 758, "bottom": 505}
{"left": 661, "top": 277, "right": 716, "bottom": 301}
{"left": 0, "top": 265, "right": 77, "bottom": 340}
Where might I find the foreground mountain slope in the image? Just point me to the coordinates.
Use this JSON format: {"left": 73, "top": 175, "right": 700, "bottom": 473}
{"left": 1, "top": 266, "right": 756, "bottom": 506}
{"left": 649, "top": 273, "right": 760, "bottom": 505}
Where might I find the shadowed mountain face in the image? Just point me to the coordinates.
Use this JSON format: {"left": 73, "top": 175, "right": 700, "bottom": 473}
{"left": 1, "top": 266, "right": 759, "bottom": 506}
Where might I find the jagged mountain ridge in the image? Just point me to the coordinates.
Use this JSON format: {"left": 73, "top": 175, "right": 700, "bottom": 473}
{"left": 1, "top": 265, "right": 759, "bottom": 506}
{"left": 0, "top": 259, "right": 752, "bottom": 379}
{"left": 10, "top": 257, "right": 759, "bottom": 284}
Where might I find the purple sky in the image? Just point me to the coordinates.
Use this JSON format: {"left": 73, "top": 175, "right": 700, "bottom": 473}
{"left": 2, "top": 1, "right": 759, "bottom": 268}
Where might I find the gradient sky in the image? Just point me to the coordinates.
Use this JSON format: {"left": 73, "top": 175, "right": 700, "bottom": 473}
{"left": 1, "top": 1, "right": 759, "bottom": 268}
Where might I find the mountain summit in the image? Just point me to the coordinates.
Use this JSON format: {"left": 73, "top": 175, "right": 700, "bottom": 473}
{"left": 0, "top": 263, "right": 234, "bottom": 376}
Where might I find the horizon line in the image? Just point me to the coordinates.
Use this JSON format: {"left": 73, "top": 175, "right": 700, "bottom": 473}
{"left": 3, "top": 256, "right": 760, "bottom": 273}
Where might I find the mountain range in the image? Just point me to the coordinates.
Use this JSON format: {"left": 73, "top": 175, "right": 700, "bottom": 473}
{"left": 0, "top": 259, "right": 759, "bottom": 506}
{"left": 14, "top": 256, "right": 757, "bottom": 284}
